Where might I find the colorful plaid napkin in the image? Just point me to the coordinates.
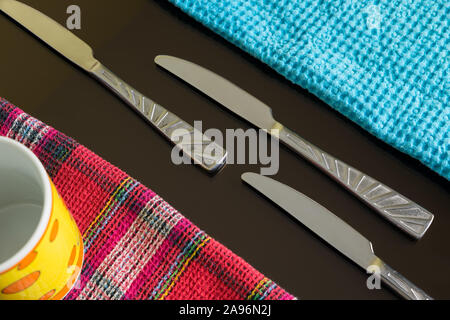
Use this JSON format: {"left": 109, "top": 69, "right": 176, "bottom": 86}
{"left": 0, "top": 97, "right": 294, "bottom": 300}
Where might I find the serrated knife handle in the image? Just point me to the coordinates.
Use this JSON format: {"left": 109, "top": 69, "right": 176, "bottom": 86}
{"left": 277, "top": 124, "right": 434, "bottom": 239}
{"left": 91, "top": 62, "right": 227, "bottom": 173}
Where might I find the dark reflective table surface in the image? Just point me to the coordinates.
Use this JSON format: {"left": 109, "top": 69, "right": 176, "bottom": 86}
{"left": 0, "top": 0, "right": 448, "bottom": 299}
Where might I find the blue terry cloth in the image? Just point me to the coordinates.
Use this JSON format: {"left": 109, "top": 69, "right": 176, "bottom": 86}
{"left": 168, "top": 0, "right": 449, "bottom": 179}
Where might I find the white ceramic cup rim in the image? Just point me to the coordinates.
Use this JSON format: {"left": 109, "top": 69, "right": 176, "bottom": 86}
{"left": 0, "top": 136, "right": 52, "bottom": 272}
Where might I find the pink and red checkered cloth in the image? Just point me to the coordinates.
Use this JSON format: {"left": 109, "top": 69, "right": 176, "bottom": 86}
{"left": 0, "top": 97, "right": 294, "bottom": 300}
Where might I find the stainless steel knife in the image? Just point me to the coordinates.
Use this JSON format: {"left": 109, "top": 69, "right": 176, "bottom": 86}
{"left": 0, "top": 0, "right": 227, "bottom": 173}
{"left": 242, "top": 172, "right": 432, "bottom": 300}
{"left": 155, "top": 55, "right": 434, "bottom": 239}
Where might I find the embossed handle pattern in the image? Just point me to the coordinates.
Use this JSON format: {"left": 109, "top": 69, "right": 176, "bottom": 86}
{"left": 278, "top": 125, "right": 434, "bottom": 239}
{"left": 91, "top": 63, "right": 227, "bottom": 172}
{"left": 379, "top": 260, "right": 433, "bottom": 300}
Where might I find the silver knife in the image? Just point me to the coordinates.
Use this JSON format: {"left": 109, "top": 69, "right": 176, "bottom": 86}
{"left": 0, "top": 0, "right": 227, "bottom": 173}
{"left": 155, "top": 55, "right": 434, "bottom": 239}
{"left": 242, "top": 172, "right": 432, "bottom": 300}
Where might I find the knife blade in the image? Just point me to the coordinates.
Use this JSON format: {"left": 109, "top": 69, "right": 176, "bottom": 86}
{"left": 0, "top": 0, "right": 227, "bottom": 173}
{"left": 155, "top": 55, "right": 434, "bottom": 239}
{"left": 241, "top": 172, "right": 432, "bottom": 300}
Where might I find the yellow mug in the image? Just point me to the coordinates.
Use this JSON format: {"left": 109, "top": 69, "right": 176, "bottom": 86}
{"left": 0, "top": 137, "right": 83, "bottom": 300}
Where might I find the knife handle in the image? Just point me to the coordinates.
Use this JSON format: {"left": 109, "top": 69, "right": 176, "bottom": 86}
{"left": 276, "top": 125, "right": 434, "bottom": 239}
{"left": 90, "top": 62, "right": 227, "bottom": 173}
{"left": 377, "top": 260, "right": 433, "bottom": 300}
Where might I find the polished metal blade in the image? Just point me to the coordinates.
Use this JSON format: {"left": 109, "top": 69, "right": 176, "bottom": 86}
{"left": 0, "top": 0, "right": 97, "bottom": 71}
{"left": 155, "top": 55, "right": 277, "bottom": 130}
{"left": 242, "top": 172, "right": 377, "bottom": 269}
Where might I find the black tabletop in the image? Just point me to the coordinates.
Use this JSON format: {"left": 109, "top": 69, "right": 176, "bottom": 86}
{"left": 0, "top": 0, "right": 448, "bottom": 299}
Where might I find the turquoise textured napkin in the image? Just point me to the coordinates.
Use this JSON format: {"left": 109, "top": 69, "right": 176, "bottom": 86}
{"left": 169, "top": 0, "right": 449, "bottom": 179}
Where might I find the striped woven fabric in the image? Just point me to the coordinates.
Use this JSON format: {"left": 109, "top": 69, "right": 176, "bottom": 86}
{"left": 0, "top": 97, "right": 294, "bottom": 300}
